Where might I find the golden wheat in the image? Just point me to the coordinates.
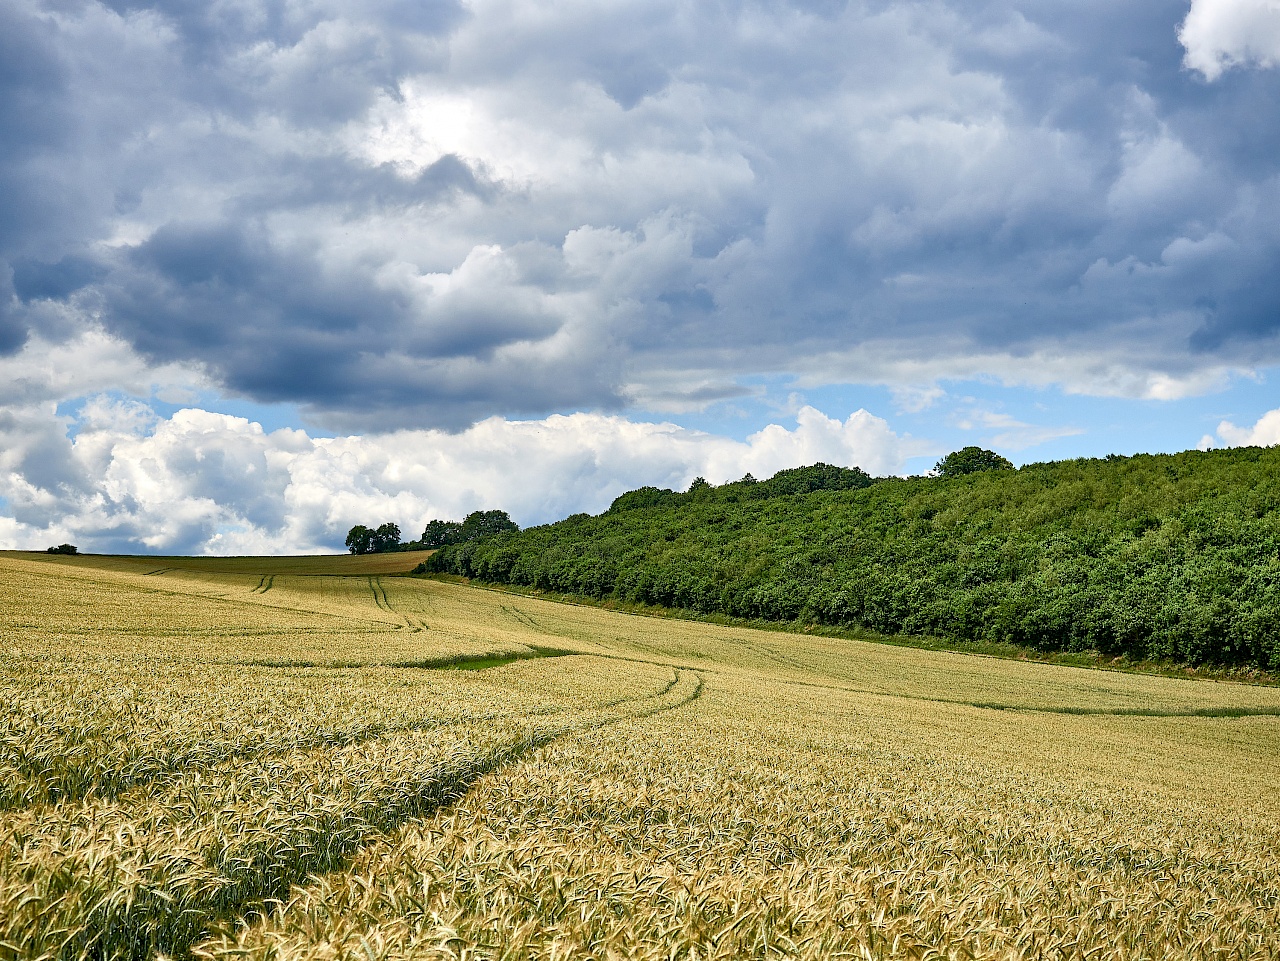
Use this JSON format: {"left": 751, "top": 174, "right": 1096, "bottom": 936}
{"left": 2, "top": 549, "right": 1278, "bottom": 960}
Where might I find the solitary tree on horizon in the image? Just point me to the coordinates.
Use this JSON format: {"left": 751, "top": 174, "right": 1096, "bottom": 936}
{"left": 934, "top": 446, "right": 1014, "bottom": 478}
{"left": 345, "top": 525, "right": 374, "bottom": 554}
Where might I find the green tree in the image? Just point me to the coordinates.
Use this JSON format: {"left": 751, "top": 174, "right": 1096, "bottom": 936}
{"left": 371, "top": 522, "right": 402, "bottom": 553}
{"left": 459, "top": 510, "right": 519, "bottom": 540}
{"left": 344, "top": 525, "right": 374, "bottom": 554}
{"left": 420, "top": 518, "right": 464, "bottom": 548}
{"left": 757, "top": 463, "right": 871, "bottom": 495}
{"left": 608, "top": 487, "right": 678, "bottom": 513}
{"left": 420, "top": 511, "right": 518, "bottom": 548}
{"left": 935, "top": 447, "right": 1014, "bottom": 478}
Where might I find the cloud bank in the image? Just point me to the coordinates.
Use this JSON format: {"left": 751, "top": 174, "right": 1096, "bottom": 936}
{"left": 4, "top": 1, "right": 1280, "bottom": 553}
{"left": 0, "top": 336, "right": 924, "bottom": 553}
{"left": 2, "top": 0, "right": 1280, "bottom": 433}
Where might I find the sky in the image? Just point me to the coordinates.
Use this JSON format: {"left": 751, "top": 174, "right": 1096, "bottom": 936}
{"left": 2, "top": 0, "right": 1280, "bottom": 554}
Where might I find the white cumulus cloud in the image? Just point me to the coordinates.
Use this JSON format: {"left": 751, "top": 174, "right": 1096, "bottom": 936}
{"left": 1180, "top": 0, "right": 1280, "bottom": 80}
{"left": 1201, "top": 406, "right": 1280, "bottom": 448}
{"left": 0, "top": 401, "right": 928, "bottom": 555}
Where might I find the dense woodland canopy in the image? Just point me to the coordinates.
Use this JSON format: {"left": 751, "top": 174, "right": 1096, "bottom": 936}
{"left": 344, "top": 522, "right": 403, "bottom": 555}
{"left": 420, "top": 510, "right": 520, "bottom": 548}
{"left": 425, "top": 451, "right": 1280, "bottom": 669}
{"left": 347, "top": 511, "right": 519, "bottom": 554}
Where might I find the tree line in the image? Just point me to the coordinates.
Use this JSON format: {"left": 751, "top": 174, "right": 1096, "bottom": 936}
{"left": 345, "top": 510, "right": 518, "bottom": 554}
{"left": 423, "top": 447, "right": 1280, "bottom": 670}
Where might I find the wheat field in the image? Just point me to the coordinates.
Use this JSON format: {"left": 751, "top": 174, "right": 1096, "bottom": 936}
{"left": 2, "top": 550, "right": 1279, "bottom": 960}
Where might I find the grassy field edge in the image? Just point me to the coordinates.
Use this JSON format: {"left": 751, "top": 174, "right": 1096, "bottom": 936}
{"left": 410, "top": 571, "right": 1280, "bottom": 687}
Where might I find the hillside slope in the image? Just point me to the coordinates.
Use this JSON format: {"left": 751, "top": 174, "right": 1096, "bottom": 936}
{"left": 5, "top": 551, "right": 1280, "bottom": 957}
{"left": 427, "top": 448, "right": 1280, "bottom": 668}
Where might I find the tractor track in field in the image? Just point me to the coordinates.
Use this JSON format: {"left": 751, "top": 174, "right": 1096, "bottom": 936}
{"left": 0, "top": 709, "right": 547, "bottom": 812}
{"left": 769, "top": 674, "right": 1280, "bottom": 720}
{"left": 52, "top": 667, "right": 704, "bottom": 961}
{"left": 369, "top": 575, "right": 427, "bottom": 631}
{"left": 1, "top": 661, "right": 694, "bottom": 813}
{"left": 502, "top": 605, "right": 543, "bottom": 631}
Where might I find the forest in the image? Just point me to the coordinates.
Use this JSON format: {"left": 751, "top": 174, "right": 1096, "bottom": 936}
{"left": 346, "top": 510, "right": 519, "bottom": 554}
{"left": 424, "top": 449, "right": 1280, "bottom": 669}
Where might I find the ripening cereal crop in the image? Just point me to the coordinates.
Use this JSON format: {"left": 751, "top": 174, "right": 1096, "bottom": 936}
{"left": 2, "top": 549, "right": 1279, "bottom": 960}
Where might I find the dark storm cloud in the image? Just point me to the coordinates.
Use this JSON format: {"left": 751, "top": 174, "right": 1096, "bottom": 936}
{"left": 0, "top": 284, "right": 29, "bottom": 354}
{"left": 0, "top": 4, "right": 70, "bottom": 354}
{"left": 96, "top": 214, "right": 619, "bottom": 428}
{"left": 94, "top": 0, "right": 465, "bottom": 123}
{"left": 3, "top": 0, "right": 1280, "bottom": 427}
{"left": 12, "top": 256, "right": 108, "bottom": 302}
